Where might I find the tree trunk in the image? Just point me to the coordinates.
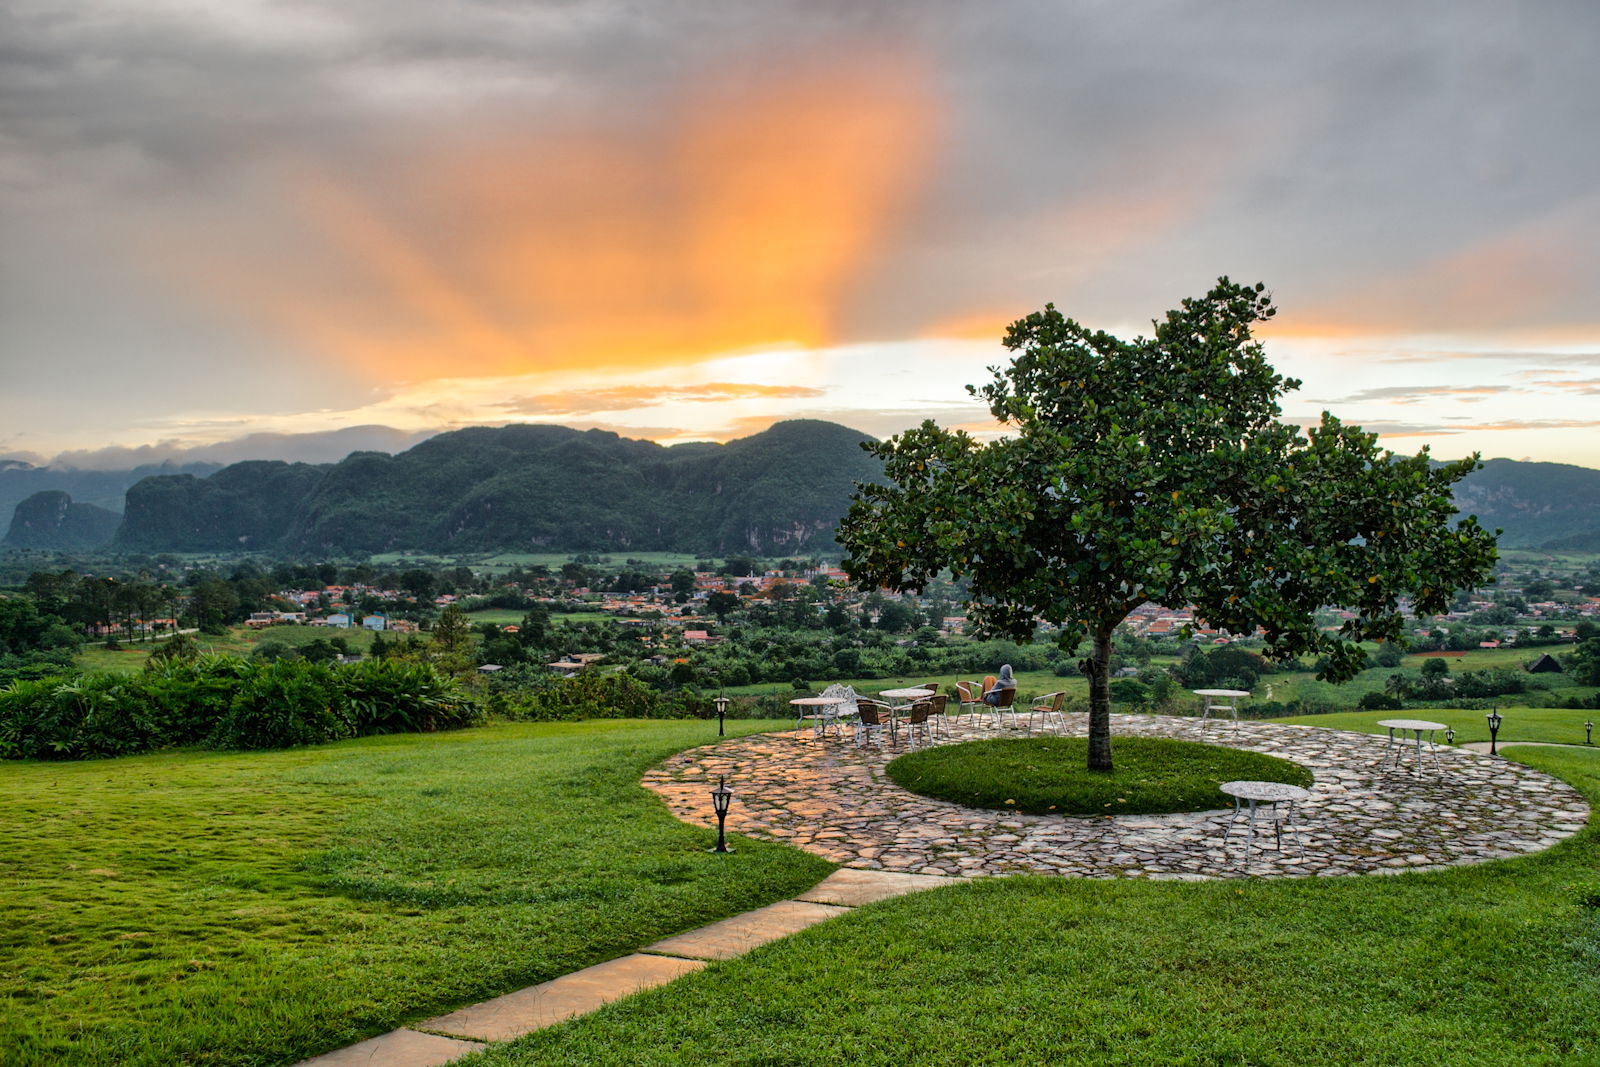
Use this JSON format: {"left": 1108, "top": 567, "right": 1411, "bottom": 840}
{"left": 1086, "top": 626, "right": 1114, "bottom": 771}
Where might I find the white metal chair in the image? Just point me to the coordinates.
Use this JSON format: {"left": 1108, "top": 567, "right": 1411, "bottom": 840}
{"left": 815, "top": 682, "right": 858, "bottom": 739}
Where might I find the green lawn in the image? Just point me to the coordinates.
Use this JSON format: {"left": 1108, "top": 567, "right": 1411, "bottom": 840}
{"left": 13, "top": 711, "right": 1600, "bottom": 1065}
{"left": 886, "top": 736, "right": 1311, "bottom": 815}
{"left": 1268, "top": 705, "right": 1599, "bottom": 747}
{"left": 0, "top": 719, "right": 827, "bottom": 1066}
{"left": 467, "top": 743, "right": 1600, "bottom": 1066}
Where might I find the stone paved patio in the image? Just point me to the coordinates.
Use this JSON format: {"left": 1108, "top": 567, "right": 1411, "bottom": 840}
{"left": 644, "top": 714, "right": 1590, "bottom": 879}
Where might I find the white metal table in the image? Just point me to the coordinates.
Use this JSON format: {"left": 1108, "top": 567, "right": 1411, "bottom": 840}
{"left": 880, "top": 687, "right": 935, "bottom": 746}
{"left": 1377, "top": 718, "right": 1449, "bottom": 775}
{"left": 789, "top": 696, "right": 847, "bottom": 739}
{"left": 1194, "top": 688, "right": 1251, "bottom": 727}
{"left": 1220, "top": 780, "right": 1312, "bottom": 859}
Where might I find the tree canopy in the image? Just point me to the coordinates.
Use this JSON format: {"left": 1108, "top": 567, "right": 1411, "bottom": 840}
{"left": 839, "top": 278, "right": 1497, "bottom": 769}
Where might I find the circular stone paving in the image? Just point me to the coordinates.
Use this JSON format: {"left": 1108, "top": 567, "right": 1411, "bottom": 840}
{"left": 643, "top": 714, "right": 1590, "bottom": 880}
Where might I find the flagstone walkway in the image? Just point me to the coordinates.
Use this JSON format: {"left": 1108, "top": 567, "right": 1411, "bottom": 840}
{"left": 644, "top": 713, "right": 1590, "bottom": 879}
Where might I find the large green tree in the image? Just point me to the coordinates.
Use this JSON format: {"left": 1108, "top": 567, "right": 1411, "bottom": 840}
{"left": 839, "top": 279, "right": 1497, "bottom": 770}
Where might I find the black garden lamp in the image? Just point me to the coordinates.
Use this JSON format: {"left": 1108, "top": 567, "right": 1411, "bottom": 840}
{"left": 1486, "top": 707, "right": 1503, "bottom": 756}
{"left": 1446, "top": 726, "right": 1456, "bottom": 745}
{"left": 714, "top": 688, "right": 730, "bottom": 738}
{"left": 709, "top": 776, "right": 734, "bottom": 854}
{"left": 1586, "top": 720, "right": 1593, "bottom": 746}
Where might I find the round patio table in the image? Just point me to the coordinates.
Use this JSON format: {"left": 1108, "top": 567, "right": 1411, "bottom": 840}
{"left": 1220, "top": 780, "right": 1311, "bottom": 859}
{"left": 1193, "top": 688, "right": 1250, "bottom": 727}
{"left": 880, "top": 687, "right": 937, "bottom": 746}
{"left": 790, "top": 696, "right": 847, "bottom": 739}
{"left": 1377, "top": 718, "right": 1449, "bottom": 775}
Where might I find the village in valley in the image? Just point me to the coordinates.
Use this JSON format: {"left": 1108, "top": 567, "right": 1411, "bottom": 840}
{"left": 18, "top": 544, "right": 1588, "bottom": 722}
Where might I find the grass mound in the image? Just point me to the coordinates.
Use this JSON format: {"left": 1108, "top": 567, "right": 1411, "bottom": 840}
{"left": 886, "top": 736, "right": 1312, "bottom": 815}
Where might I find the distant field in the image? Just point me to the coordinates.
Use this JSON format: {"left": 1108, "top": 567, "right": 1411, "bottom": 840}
{"left": 1403, "top": 645, "right": 1553, "bottom": 670}
{"left": 370, "top": 551, "right": 716, "bottom": 572}
{"left": 1498, "top": 547, "right": 1600, "bottom": 565}
{"left": 74, "top": 646, "right": 157, "bottom": 674}
{"left": 74, "top": 625, "right": 380, "bottom": 674}
{"left": 465, "top": 608, "right": 528, "bottom": 625}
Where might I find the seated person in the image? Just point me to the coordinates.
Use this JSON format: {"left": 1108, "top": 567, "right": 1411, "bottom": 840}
{"left": 983, "top": 664, "right": 1016, "bottom": 706}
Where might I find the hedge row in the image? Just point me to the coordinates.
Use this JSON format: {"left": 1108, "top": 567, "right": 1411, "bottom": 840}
{"left": 0, "top": 655, "right": 480, "bottom": 760}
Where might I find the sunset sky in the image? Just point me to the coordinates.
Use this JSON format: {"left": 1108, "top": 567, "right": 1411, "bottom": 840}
{"left": 3, "top": 1, "right": 1598, "bottom": 470}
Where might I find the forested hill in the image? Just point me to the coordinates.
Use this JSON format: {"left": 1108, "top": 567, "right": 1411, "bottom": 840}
{"left": 2, "top": 491, "right": 121, "bottom": 551}
{"left": 0, "top": 460, "right": 221, "bottom": 525}
{"left": 15, "top": 429, "right": 1597, "bottom": 556}
{"left": 1451, "top": 458, "right": 1600, "bottom": 549}
{"left": 112, "top": 420, "right": 885, "bottom": 555}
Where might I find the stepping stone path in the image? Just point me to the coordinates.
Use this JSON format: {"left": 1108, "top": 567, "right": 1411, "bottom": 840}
{"left": 644, "top": 714, "right": 1591, "bottom": 879}
{"left": 293, "top": 869, "right": 958, "bottom": 1067}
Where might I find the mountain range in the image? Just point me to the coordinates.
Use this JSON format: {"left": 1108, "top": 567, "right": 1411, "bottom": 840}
{"left": 4, "top": 423, "right": 1599, "bottom": 556}
{"left": 40, "top": 420, "right": 883, "bottom": 556}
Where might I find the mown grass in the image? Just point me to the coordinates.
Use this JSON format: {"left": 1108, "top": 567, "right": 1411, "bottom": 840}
{"left": 467, "top": 743, "right": 1600, "bottom": 1066}
{"left": 0, "top": 719, "right": 829, "bottom": 1066}
{"left": 887, "top": 736, "right": 1312, "bottom": 815}
{"left": 1270, "top": 705, "right": 1599, "bottom": 747}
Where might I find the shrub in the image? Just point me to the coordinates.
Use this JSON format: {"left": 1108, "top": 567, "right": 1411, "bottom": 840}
{"left": 139, "top": 655, "right": 250, "bottom": 747}
{"left": 0, "top": 674, "right": 150, "bottom": 760}
{"left": 208, "top": 659, "right": 348, "bottom": 751}
{"left": 339, "top": 659, "right": 480, "bottom": 734}
{"left": 510, "top": 669, "right": 681, "bottom": 721}
{"left": 1358, "top": 691, "right": 1405, "bottom": 711}
{"left": 1109, "top": 679, "right": 1151, "bottom": 707}
{"left": 0, "top": 677, "right": 70, "bottom": 759}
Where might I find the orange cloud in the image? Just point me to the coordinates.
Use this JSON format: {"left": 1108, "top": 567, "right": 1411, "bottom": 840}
{"left": 498, "top": 382, "right": 824, "bottom": 416}
{"left": 1276, "top": 197, "right": 1600, "bottom": 338}
{"left": 919, "top": 308, "right": 1025, "bottom": 342}
{"left": 216, "top": 49, "right": 939, "bottom": 382}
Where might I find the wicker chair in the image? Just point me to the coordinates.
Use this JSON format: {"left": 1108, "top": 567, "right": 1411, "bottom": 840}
{"left": 854, "top": 698, "right": 890, "bottom": 746}
{"left": 1028, "top": 691, "right": 1067, "bottom": 734}
{"left": 894, "top": 695, "right": 940, "bottom": 749}
{"left": 955, "top": 680, "right": 983, "bottom": 725}
{"left": 985, "top": 685, "right": 1019, "bottom": 729}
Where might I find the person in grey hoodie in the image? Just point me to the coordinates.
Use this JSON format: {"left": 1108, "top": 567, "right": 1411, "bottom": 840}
{"left": 984, "top": 664, "right": 1016, "bottom": 706}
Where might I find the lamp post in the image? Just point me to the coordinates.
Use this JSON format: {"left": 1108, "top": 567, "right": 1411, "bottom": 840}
{"left": 1586, "top": 721, "right": 1593, "bottom": 746}
{"left": 714, "top": 686, "right": 730, "bottom": 738}
{"left": 1486, "top": 707, "right": 1503, "bottom": 757}
{"left": 709, "top": 776, "right": 734, "bottom": 854}
{"left": 1446, "top": 726, "right": 1455, "bottom": 745}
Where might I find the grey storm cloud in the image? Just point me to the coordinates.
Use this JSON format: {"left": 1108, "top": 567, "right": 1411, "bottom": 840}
{"left": 3, "top": 1, "right": 1600, "bottom": 464}
{"left": 44, "top": 425, "right": 444, "bottom": 470}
